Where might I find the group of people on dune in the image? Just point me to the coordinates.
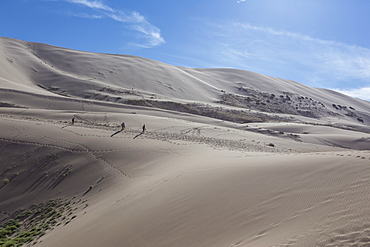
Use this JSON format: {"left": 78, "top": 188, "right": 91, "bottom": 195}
{"left": 71, "top": 117, "right": 146, "bottom": 137}
{"left": 120, "top": 122, "right": 146, "bottom": 134}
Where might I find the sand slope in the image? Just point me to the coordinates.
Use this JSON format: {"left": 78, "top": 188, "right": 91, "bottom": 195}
{"left": 1, "top": 37, "right": 370, "bottom": 246}
{"left": 1, "top": 37, "right": 369, "bottom": 127}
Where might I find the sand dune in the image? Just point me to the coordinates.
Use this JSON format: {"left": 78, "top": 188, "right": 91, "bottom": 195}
{"left": 1, "top": 37, "right": 370, "bottom": 246}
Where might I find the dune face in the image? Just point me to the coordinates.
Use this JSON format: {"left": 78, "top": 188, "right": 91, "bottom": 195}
{"left": 1, "top": 37, "right": 370, "bottom": 246}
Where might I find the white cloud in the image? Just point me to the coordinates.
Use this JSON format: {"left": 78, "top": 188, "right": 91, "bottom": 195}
{"left": 69, "top": 12, "right": 103, "bottom": 19}
{"left": 333, "top": 87, "right": 370, "bottom": 101}
{"left": 237, "top": 0, "right": 246, "bottom": 3}
{"left": 130, "top": 25, "right": 165, "bottom": 48}
{"left": 64, "top": 0, "right": 165, "bottom": 48}
{"left": 205, "top": 22, "right": 370, "bottom": 91}
{"left": 107, "top": 11, "right": 165, "bottom": 48}
{"left": 65, "top": 0, "right": 113, "bottom": 11}
{"left": 107, "top": 11, "right": 143, "bottom": 23}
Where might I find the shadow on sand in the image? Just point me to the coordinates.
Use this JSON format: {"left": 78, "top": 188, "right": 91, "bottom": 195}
{"left": 61, "top": 124, "right": 73, "bottom": 129}
{"left": 110, "top": 130, "right": 123, "bottom": 137}
{"left": 133, "top": 132, "right": 144, "bottom": 139}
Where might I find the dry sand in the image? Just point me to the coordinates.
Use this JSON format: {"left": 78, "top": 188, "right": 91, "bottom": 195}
{"left": 1, "top": 37, "right": 370, "bottom": 246}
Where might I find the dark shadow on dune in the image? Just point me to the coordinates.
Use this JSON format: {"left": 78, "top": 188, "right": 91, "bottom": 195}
{"left": 133, "top": 132, "right": 144, "bottom": 139}
{"left": 82, "top": 186, "right": 93, "bottom": 196}
{"left": 24, "top": 175, "right": 48, "bottom": 193}
{"left": 110, "top": 130, "right": 123, "bottom": 137}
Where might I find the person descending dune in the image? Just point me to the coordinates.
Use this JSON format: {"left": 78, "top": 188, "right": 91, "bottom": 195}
{"left": 121, "top": 122, "right": 125, "bottom": 130}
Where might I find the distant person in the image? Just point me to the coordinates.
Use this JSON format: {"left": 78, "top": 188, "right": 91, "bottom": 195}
{"left": 71, "top": 117, "right": 75, "bottom": 125}
{"left": 121, "top": 122, "right": 125, "bottom": 131}
{"left": 133, "top": 124, "right": 146, "bottom": 139}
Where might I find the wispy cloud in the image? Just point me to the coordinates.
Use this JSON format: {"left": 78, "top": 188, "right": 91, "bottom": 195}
{"left": 333, "top": 87, "right": 370, "bottom": 101}
{"left": 69, "top": 12, "right": 103, "bottom": 19}
{"left": 203, "top": 22, "right": 370, "bottom": 94}
{"left": 64, "top": 0, "right": 165, "bottom": 48}
{"left": 237, "top": 0, "right": 246, "bottom": 3}
{"left": 65, "top": 0, "right": 113, "bottom": 11}
{"left": 130, "top": 24, "right": 165, "bottom": 48}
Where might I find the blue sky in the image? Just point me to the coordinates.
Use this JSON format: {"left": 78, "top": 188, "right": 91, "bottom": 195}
{"left": 1, "top": 0, "right": 370, "bottom": 101}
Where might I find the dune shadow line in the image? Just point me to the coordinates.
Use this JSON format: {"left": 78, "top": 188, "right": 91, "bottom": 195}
{"left": 133, "top": 132, "right": 144, "bottom": 139}
{"left": 111, "top": 130, "right": 123, "bottom": 137}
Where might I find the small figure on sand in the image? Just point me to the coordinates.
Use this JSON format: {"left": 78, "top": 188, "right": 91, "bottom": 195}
{"left": 134, "top": 124, "right": 146, "bottom": 139}
{"left": 111, "top": 122, "right": 126, "bottom": 137}
{"left": 71, "top": 117, "right": 75, "bottom": 125}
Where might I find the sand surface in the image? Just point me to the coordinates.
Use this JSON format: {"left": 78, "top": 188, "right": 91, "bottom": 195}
{"left": 1, "top": 37, "right": 370, "bottom": 246}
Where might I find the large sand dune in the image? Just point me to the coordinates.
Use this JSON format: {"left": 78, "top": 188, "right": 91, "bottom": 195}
{"left": 1, "top": 37, "right": 370, "bottom": 246}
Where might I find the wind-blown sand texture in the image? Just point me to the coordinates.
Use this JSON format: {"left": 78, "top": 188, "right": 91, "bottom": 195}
{"left": 1, "top": 37, "right": 370, "bottom": 246}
